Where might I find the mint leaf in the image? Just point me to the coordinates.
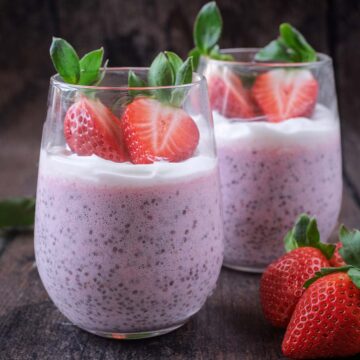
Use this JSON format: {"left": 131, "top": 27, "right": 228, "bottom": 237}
{"left": 165, "top": 51, "right": 183, "bottom": 74}
{"left": 189, "top": 48, "right": 202, "bottom": 70}
{"left": 128, "top": 70, "right": 149, "bottom": 98}
{"left": 209, "top": 45, "right": 234, "bottom": 61}
{"left": 255, "top": 39, "right": 291, "bottom": 62}
{"left": 174, "top": 57, "right": 193, "bottom": 86}
{"left": 148, "top": 52, "right": 174, "bottom": 102}
{"left": 284, "top": 214, "right": 335, "bottom": 259}
{"left": 348, "top": 267, "right": 360, "bottom": 289}
{"left": 304, "top": 266, "right": 352, "bottom": 289}
{"left": 171, "top": 57, "right": 193, "bottom": 107}
{"left": 148, "top": 52, "right": 174, "bottom": 87}
{"left": 0, "top": 197, "right": 36, "bottom": 229}
{"left": 280, "top": 23, "right": 316, "bottom": 62}
{"left": 50, "top": 37, "right": 80, "bottom": 84}
{"left": 339, "top": 225, "right": 360, "bottom": 267}
{"left": 255, "top": 23, "right": 317, "bottom": 63}
{"left": 79, "top": 48, "right": 104, "bottom": 85}
{"left": 194, "top": 1, "right": 222, "bottom": 52}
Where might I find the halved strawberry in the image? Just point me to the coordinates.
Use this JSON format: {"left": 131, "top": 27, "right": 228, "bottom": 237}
{"left": 207, "top": 69, "right": 257, "bottom": 119}
{"left": 64, "top": 96, "right": 128, "bottom": 162}
{"left": 252, "top": 69, "right": 319, "bottom": 123}
{"left": 121, "top": 97, "right": 199, "bottom": 164}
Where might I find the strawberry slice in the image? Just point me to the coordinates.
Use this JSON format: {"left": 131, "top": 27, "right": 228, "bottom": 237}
{"left": 252, "top": 69, "right": 319, "bottom": 122}
{"left": 121, "top": 97, "right": 200, "bottom": 164}
{"left": 207, "top": 70, "right": 257, "bottom": 119}
{"left": 64, "top": 96, "right": 128, "bottom": 162}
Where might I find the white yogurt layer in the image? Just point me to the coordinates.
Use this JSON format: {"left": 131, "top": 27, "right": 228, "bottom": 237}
{"left": 213, "top": 104, "right": 340, "bottom": 148}
{"left": 39, "top": 148, "right": 217, "bottom": 187}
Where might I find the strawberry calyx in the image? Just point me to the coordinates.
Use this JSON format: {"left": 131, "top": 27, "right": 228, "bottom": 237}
{"left": 304, "top": 225, "right": 360, "bottom": 289}
{"left": 128, "top": 51, "right": 194, "bottom": 107}
{"left": 284, "top": 213, "right": 336, "bottom": 259}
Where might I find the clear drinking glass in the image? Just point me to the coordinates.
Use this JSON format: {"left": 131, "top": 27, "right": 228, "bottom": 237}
{"left": 34, "top": 68, "right": 224, "bottom": 339}
{"left": 198, "top": 49, "right": 342, "bottom": 272}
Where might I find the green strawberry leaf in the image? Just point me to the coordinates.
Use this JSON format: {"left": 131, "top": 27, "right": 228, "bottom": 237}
{"left": 339, "top": 225, "right": 360, "bottom": 268}
{"left": 0, "top": 197, "right": 36, "bottom": 229}
{"left": 171, "top": 57, "right": 193, "bottom": 107}
{"left": 255, "top": 23, "right": 317, "bottom": 63}
{"left": 128, "top": 70, "right": 149, "bottom": 98}
{"left": 348, "top": 267, "right": 360, "bottom": 289}
{"left": 284, "top": 214, "right": 335, "bottom": 259}
{"left": 304, "top": 266, "right": 352, "bottom": 289}
{"left": 79, "top": 48, "right": 104, "bottom": 85}
{"left": 165, "top": 51, "right": 184, "bottom": 74}
{"left": 50, "top": 37, "right": 80, "bottom": 84}
{"left": 194, "top": 1, "right": 222, "bottom": 52}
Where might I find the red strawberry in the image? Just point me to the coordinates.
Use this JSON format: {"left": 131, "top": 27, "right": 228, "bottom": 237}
{"left": 260, "top": 247, "right": 330, "bottom": 328}
{"left": 252, "top": 69, "right": 319, "bottom": 122}
{"left": 329, "top": 242, "right": 346, "bottom": 267}
{"left": 207, "top": 70, "right": 257, "bottom": 119}
{"left": 260, "top": 214, "right": 335, "bottom": 328}
{"left": 282, "top": 272, "right": 360, "bottom": 359}
{"left": 64, "top": 96, "right": 128, "bottom": 162}
{"left": 121, "top": 97, "right": 200, "bottom": 164}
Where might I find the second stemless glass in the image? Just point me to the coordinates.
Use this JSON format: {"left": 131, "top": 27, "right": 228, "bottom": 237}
{"left": 198, "top": 49, "right": 342, "bottom": 272}
{"left": 34, "top": 68, "right": 224, "bottom": 339}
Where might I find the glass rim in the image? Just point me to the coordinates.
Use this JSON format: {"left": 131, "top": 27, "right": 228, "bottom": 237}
{"left": 50, "top": 67, "right": 205, "bottom": 91}
{"left": 202, "top": 48, "right": 332, "bottom": 68}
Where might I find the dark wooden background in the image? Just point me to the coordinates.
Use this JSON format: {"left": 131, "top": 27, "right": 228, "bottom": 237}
{"left": 1, "top": 1, "right": 360, "bottom": 359}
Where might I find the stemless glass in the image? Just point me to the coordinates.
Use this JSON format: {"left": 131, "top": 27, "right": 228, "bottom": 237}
{"left": 198, "top": 49, "right": 342, "bottom": 272}
{"left": 34, "top": 68, "right": 224, "bottom": 339}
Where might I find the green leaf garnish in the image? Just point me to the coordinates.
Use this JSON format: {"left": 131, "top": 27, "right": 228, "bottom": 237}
{"left": 50, "top": 37, "right": 106, "bottom": 86}
{"left": 127, "top": 51, "right": 194, "bottom": 107}
{"left": 190, "top": 1, "right": 233, "bottom": 69}
{"left": 165, "top": 51, "right": 184, "bottom": 74}
{"left": 255, "top": 23, "right": 317, "bottom": 63}
{"left": 128, "top": 70, "right": 148, "bottom": 98}
{"left": 194, "top": 1, "right": 222, "bottom": 52}
{"left": 50, "top": 37, "right": 80, "bottom": 84}
{"left": 171, "top": 57, "right": 194, "bottom": 106}
{"left": 284, "top": 213, "right": 335, "bottom": 259}
{"left": 79, "top": 48, "right": 104, "bottom": 85}
{"left": 0, "top": 197, "right": 36, "bottom": 230}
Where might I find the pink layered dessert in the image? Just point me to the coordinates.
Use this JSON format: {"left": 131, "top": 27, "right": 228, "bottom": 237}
{"left": 213, "top": 104, "right": 342, "bottom": 271}
{"left": 35, "top": 150, "right": 223, "bottom": 333}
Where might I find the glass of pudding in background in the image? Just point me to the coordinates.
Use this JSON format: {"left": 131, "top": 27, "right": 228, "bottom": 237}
{"left": 34, "top": 68, "right": 224, "bottom": 339}
{"left": 199, "top": 49, "right": 342, "bottom": 273}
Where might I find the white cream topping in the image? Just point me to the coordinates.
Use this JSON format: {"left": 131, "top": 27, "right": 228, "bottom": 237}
{"left": 39, "top": 148, "right": 217, "bottom": 187}
{"left": 213, "top": 104, "right": 340, "bottom": 148}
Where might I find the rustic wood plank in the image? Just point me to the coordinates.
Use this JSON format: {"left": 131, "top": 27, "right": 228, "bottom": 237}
{"left": 0, "top": 186, "right": 357, "bottom": 360}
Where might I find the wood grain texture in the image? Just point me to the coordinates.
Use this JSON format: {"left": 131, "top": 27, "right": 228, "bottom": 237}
{"left": 1, "top": 0, "right": 360, "bottom": 359}
{"left": 0, "top": 187, "right": 357, "bottom": 360}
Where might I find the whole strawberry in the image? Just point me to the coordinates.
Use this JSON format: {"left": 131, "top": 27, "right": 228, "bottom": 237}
{"left": 282, "top": 225, "right": 360, "bottom": 359}
{"left": 260, "top": 214, "right": 335, "bottom": 328}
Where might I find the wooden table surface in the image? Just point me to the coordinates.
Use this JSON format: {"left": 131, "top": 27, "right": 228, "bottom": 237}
{"left": 0, "top": 85, "right": 358, "bottom": 360}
